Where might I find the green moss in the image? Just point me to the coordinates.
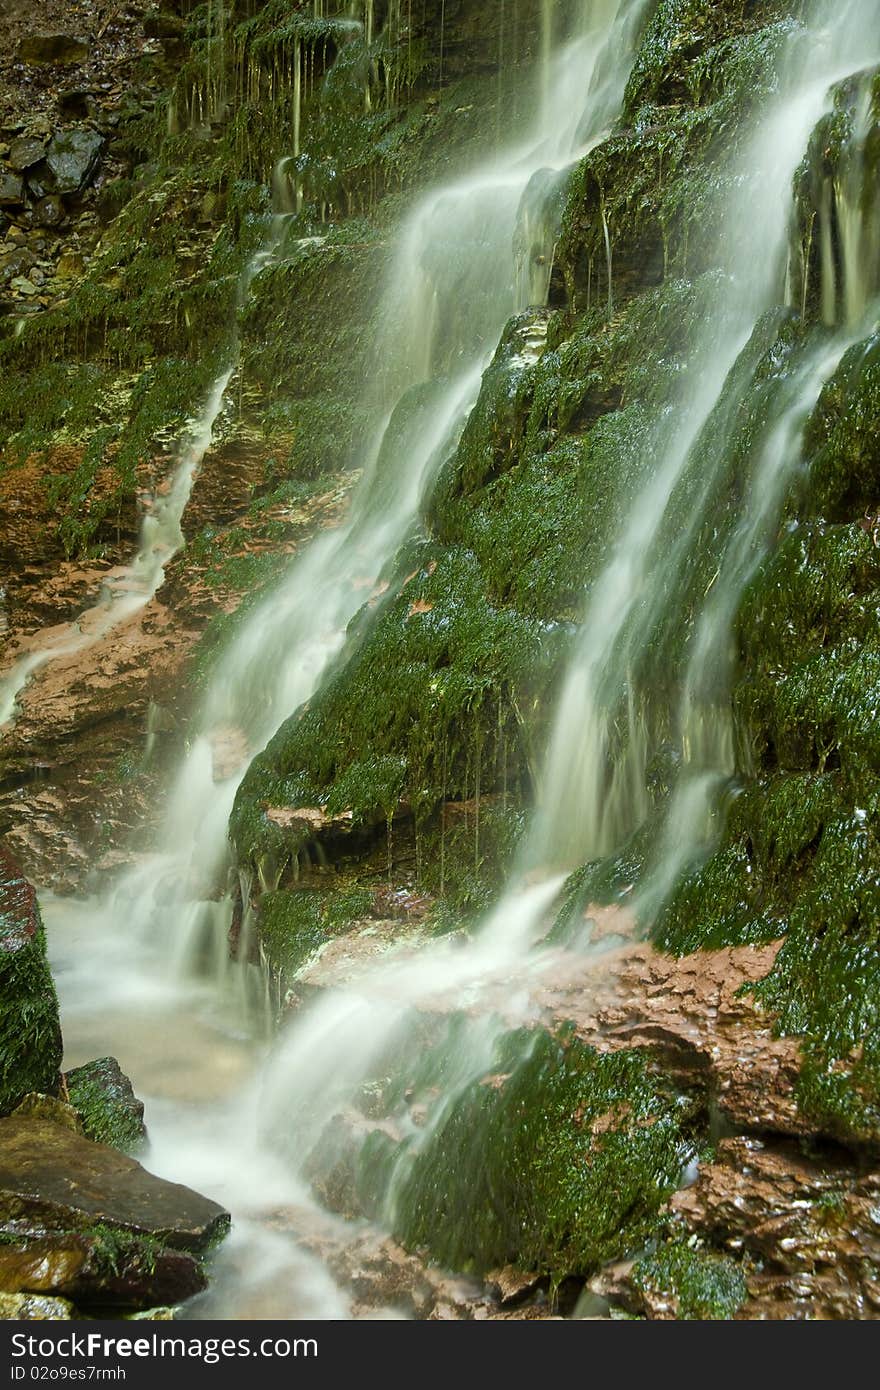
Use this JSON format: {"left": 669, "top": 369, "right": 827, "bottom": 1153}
{"left": 358, "top": 1023, "right": 692, "bottom": 1284}
{"left": 258, "top": 886, "right": 373, "bottom": 979}
{"left": 231, "top": 538, "right": 548, "bottom": 871}
{"left": 633, "top": 1239, "right": 748, "bottom": 1319}
{"left": 88, "top": 1225, "right": 165, "bottom": 1281}
{"left": 559, "top": 9, "right": 799, "bottom": 307}
{"left": 800, "top": 332, "right": 880, "bottom": 519}
{"left": 65, "top": 1059, "right": 146, "bottom": 1155}
{"left": 0, "top": 884, "right": 62, "bottom": 1116}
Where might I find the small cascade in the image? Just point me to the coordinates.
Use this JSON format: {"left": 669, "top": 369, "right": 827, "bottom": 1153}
{"left": 639, "top": 330, "right": 867, "bottom": 916}
{"left": 0, "top": 220, "right": 287, "bottom": 733}
{"left": 96, "top": 0, "right": 649, "bottom": 1016}
{"left": 0, "top": 366, "right": 232, "bottom": 731}
{"left": 833, "top": 78, "right": 880, "bottom": 328}
{"left": 524, "top": 0, "right": 880, "bottom": 880}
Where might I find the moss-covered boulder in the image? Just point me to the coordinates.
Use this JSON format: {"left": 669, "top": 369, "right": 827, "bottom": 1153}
{"left": 0, "top": 847, "right": 62, "bottom": 1115}
{"left": 326, "top": 1021, "right": 696, "bottom": 1286}
{"left": 65, "top": 1057, "right": 147, "bottom": 1154}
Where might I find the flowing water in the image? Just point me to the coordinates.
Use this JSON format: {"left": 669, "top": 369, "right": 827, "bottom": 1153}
{"left": 45, "top": 0, "right": 653, "bottom": 1318}
{"left": 0, "top": 221, "right": 288, "bottom": 732}
{"left": 41, "top": 0, "right": 880, "bottom": 1319}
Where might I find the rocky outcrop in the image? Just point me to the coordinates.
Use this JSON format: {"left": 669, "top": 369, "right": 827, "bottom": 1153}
{"left": 0, "top": 846, "right": 62, "bottom": 1114}
{"left": 0, "top": 1108, "right": 228, "bottom": 1312}
{"left": 0, "top": 1115, "right": 228, "bottom": 1249}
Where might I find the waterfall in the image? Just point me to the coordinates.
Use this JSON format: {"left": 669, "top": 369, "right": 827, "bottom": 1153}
{"left": 523, "top": 0, "right": 880, "bottom": 884}
{"left": 36, "top": 0, "right": 880, "bottom": 1321}
{"left": 257, "top": 0, "right": 880, "bottom": 1238}
{"left": 43, "top": 0, "right": 652, "bottom": 1319}
{"left": 99, "top": 0, "right": 651, "bottom": 994}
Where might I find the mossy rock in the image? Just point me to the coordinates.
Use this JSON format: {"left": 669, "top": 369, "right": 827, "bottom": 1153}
{"left": 65, "top": 1057, "right": 147, "bottom": 1154}
{"left": 632, "top": 1239, "right": 748, "bottom": 1319}
{"left": 355, "top": 1022, "right": 694, "bottom": 1285}
{"left": 0, "top": 850, "right": 62, "bottom": 1116}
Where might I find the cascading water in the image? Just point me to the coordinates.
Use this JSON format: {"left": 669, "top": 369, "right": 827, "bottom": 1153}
{"left": 45, "top": 0, "right": 654, "bottom": 1318}
{"left": 528, "top": 0, "right": 880, "bottom": 882}
{"left": 253, "top": 0, "right": 880, "bottom": 1259}
{"left": 98, "top": 0, "right": 651, "bottom": 999}
{"left": 0, "top": 222, "right": 287, "bottom": 732}
{"left": 40, "top": 0, "right": 880, "bottom": 1322}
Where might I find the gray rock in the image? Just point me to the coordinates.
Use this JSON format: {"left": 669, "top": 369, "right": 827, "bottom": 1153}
{"left": 45, "top": 130, "right": 104, "bottom": 195}
{"left": 0, "top": 175, "right": 23, "bottom": 207}
{"left": 0, "top": 1116, "right": 229, "bottom": 1251}
{"left": 8, "top": 138, "right": 46, "bottom": 173}
{"left": 30, "top": 196, "right": 65, "bottom": 228}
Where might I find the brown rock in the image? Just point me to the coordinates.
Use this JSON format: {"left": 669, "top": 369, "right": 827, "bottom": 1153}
{"left": 0, "top": 1117, "right": 229, "bottom": 1251}
{"left": 0, "top": 1232, "right": 206, "bottom": 1310}
{"left": 17, "top": 35, "right": 90, "bottom": 65}
{"left": 670, "top": 1137, "right": 880, "bottom": 1319}
{"left": 531, "top": 939, "right": 807, "bottom": 1137}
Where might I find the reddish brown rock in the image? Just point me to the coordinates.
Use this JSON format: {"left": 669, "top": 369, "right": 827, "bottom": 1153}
{"left": 671, "top": 1137, "right": 880, "bottom": 1320}
{"left": 533, "top": 939, "right": 807, "bottom": 1137}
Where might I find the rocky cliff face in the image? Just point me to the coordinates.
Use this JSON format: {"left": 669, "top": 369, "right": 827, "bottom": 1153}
{"left": 3, "top": 0, "right": 880, "bottom": 1319}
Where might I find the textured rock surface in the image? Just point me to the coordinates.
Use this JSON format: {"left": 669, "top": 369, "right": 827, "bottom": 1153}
{"left": 65, "top": 1056, "right": 147, "bottom": 1152}
{"left": 0, "top": 1230, "right": 206, "bottom": 1310}
{"left": 0, "top": 1116, "right": 229, "bottom": 1250}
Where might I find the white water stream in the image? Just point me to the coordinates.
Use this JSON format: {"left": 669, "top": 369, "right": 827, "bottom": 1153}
{"left": 41, "top": 0, "right": 880, "bottom": 1320}
{"left": 46, "top": 0, "right": 653, "bottom": 1319}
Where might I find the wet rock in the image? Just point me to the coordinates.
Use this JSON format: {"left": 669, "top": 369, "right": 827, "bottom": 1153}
{"left": 17, "top": 35, "right": 91, "bottom": 66}
{"left": 55, "top": 248, "right": 85, "bottom": 279}
{"left": 0, "top": 1231, "right": 206, "bottom": 1311}
{"left": 13, "top": 1093, "right": 82, "bottom": 1134}
{"left": 0, "top": 1116, "right": 229, "bottom": 1251}
{"left": 45, "top": 130, "right": 104, "bottom": 195}
{"left": 486, "top": 1265, "right": 544, "bottom": 1306}
{"left": 97, "top": 178, "right": 132, "bottom": 222}
{"left": 0, "top": 1291, "right": 74, "bottom": 1319}
{"left": 0, "top": 846, "right": 63, "bottom": 1113}
{"left": 143, "top": 13, "right": 186, "bottom": 41}
{"left": 0, "top": 174, "right": 23, "bottom": 207}
{"left": 671, "top": 1137, "right": 880, "bottom": 1319}
{"left": 65, "top": 1056, "right": 147, "bottom": 1152}
{"left": 0, "top": 247, "right": 36, "bottom": 280}
{"left": 532, "top": 939, "right": 808, "bottom": 1138}
{"left": 8, "top": 138, "right": 45, "bottom": 173}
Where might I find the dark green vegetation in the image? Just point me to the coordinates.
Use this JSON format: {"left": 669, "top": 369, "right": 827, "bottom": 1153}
{"left": 0, "top": 851, "right": 62, "bottom": 1115}
{"left": 65, "top": 1057, "right": 147, "bottom": 1154}
{"left": 0, "top": 0, "right": 548, "bottom": 559}
{"left": 354, "top": 1024, "right": 694, "bottom": 1288}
